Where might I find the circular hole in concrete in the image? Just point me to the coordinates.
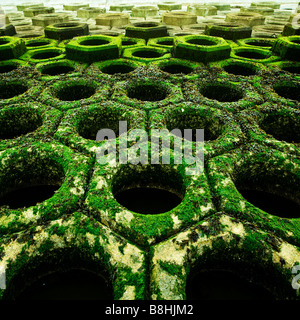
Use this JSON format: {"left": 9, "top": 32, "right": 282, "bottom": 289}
{"left": 199, "top": 82, "right": 244, "bottom": 102}
{"left": 186, "top": 38, "right": 216, "bottom": 46}
{"left": 186, "top": 269, "right": 275, "bottom": 300}
{"left": 244, "top": 40, "right": 272, "bottom": 48}
{"left": 234, "top": 49, "right": 269, "bottom": 60}
{"left": 100, "top": 63, "right": 135, "bottom": 75}
{"left": 259, "top": 112, "right": 300, "bottom": 144}
{"left": 235, "top": 166, "right": 300, "bottom": 218}
{"left": 0, "top": 156, "right": 64, "bottom": 209}
{"left": 26, "top": 40, "right": 52, "bottom": 48}
{"left": 281, "top": 65, "right": 300, "bottom": 74}
{"left": 17, "top": 269, "right": 112, "bottom": 300}
{"left": 112, "top": 165, "right": 185, "bottom": 214}
{"left": 291, "top": 39, "right": 300, "bottom": 44}
{"left": 0, "top": 39, "right": 10, "bottom": 45}
{"left": 0, "top": 105, "right": 42, "bottom": 140}
{"left": 160, "top": 63, "right": 193, "bottom": 74}
{"left": 0, "top": 81, "right": 28, "bottom": 100}
{"left": 80, "top": 38, "right": 110, "bottom": 46}
{"left": 76, "top": 108, "right": 124, "bottom": 141}
{"left": 54, "top": 23, "right": 81, "bottom": 28}
{"left": 134, "top": 21, "right": 159, "bottom": 28}
{"left": 0, "top": 64, "right": 18, "bottom": 74}
{"left": 223, "top": 62, "right": 257, "bottom": 76}
{"left": 157, "top": 39, "right": 174, "bottom": 46}
{"left": 132, "top": 49, "right": 163, "bottom": 58}
{"left": 41, "top": 63, "right": 75, "bottom": 76}
{"left": 55, "top": 83, "right": 96, "bottom": 101}
{"left": 273, "top": 82, "right": 300, "bottom": 101}
{"left": 127, "top": 82, "right": 168, "bottom": 101}
{"left": 31, "top": 50, "right": 61, "bottom": 60}
{"left": 166, "top": 110, "right": 223, "bottom": 142}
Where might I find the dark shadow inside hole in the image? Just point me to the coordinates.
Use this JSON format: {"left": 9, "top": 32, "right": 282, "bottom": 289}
{"left": 31, "top": 51, "right": 61, "bottom": 60}
{"left": 0, "top": 39, "right": 10, "bottom": 45}
{"left": 186, "top": 269, "right": 275, "bottom": 300}
{"left": 186, "top": 38, "right": 216, "bottom": 46}
{"left": 223, "top": 63, "right": 257, "bottom": 76}
{"left": 101, "top": 63, "right": 135, "bottom": 75}
{"left": 132, "top": 50, "right": 162, "bottom": 58}
{"left": 114, "top": 187, "right": 182, "bottom": 214}
{"left": 0, "top": 83, "right": 28, "bottom": 100}
{"left": 0, "top": 108, "right": 42, "bottom": 139}
{"left": 260, "top": 113, "right": 300, "bottom": 143}
{"left": 238, "top": 189, "right": 300, "bottom": 218}
{"left": 199, "top": 83, "right": 243, "bottom": 102}
{"left": 56, "top": 84, "right": 96, "bottom": 101}
{"left": 27, "top": 40, "right": 51, "bottom": 47}
{"left": 0, "top": 64, "right": 18, "bottom": 74}
{"left": 235, "top": 50, "right": 268, "bottom": 59}
{"left": 160, "top": 63, "right": 193, "bottom": 74}
{"left": 41, "top": 65, "right": 75, "bottom": 76}
{"left": 77, "top": 115, "right": 121, "bottom": 141}
{"left": 127, "top": 83, "right": 168, "bottom": 101}
{"left": 80, "top": 39, "right": 110, "bottom": 46}
{"left": 245, "top": 40, "right": 272, "bottom": 48}
{"left": 281, "top": 66, "right": 300, "bottom": 74}
{"left": 0, "top": 184, "right": 59, "bottom": 209}
{"left": 122, "top": 40, "right": 137, "bottom": 46}
{"left": 157, "top": 39, "right": 174, "bottom": 46}
{"left": 274, "top": 84, "right": 300, "bottom": 101}
{"left": 16, "top": 269, "right": 113, "bottom": 300}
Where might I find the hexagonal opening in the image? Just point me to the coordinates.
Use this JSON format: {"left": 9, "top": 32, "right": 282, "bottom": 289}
{"left": 133, "top": 21, "right": 160, "bottom": 28}
{"left": 54, "top": 22, "right": 81, "bottom": 28}
{"left": 244, "top": 40, "right": 272, "bottom": 48}
{"left": 0, "top": 39, "right": 11, "bottom": 45}
{"left": 199, "top": 82, "right": 244, "bottom": 102}
{"left": 273, "top": 82, "right": 300, "bottom": 101}
{"left": 222, "top": 62, "right": 258, "bottom": 76}
{"left": 26, "top": 39, "right": 52, "bottom": 48}
{"left": 290, "top": 39, "right": 300, "bottom": 44}
{"left": 259, "top": 111, "right": 300, "bottom": 144}
{"left": 156, "top": 38, "right": 174, "bottom": 46}
{"left": 80, "top": 38, "right": 110, "bottom": 46}
{"left": 0, "top": 155, "right": 64, "bottom": 209}
{"left": 235, "top": 162, "right": 300, "bottom": 218}
{"left": 112, "top": 165, "right": 185, "bottom": 215}
{"left": 0, "top": 105, "right": 43, "bottom": 140}
{"left": 186, "top": 38, "right": 216, "bottom": 46}
{"left": 40, "top": 62, "right": 75, "bottom": 76}
{"left": 160, "top": 62, "right": 193, "bottom": 74}
{"left": 31, "top": 50, "right": 62, "bottom": 60}
{"left": 100, "top": 62, "right": 135, "bottom": 75}
{"left": 16, "top": 268, "right": 112, "bottom": 300}
{"left": 166, "top": 109, "right": 223, "bottom": 142}
{"left": 55, "top": 83, "right": 96, "bottom": 101}
{"left": 280, "top": 65, "right": 300, "bottom": 74}
{"left": 127, "top": 82, "right": 169, "bottom": 101}
{"left": 186, "top": 269, "right": 275, "bottom": 300}
{"left": 0, "top": 63, "right": 18, "bottom": 74}
{"left": 234, "top": 49, "right": 269, "bottom": 60}
{"left": 0, "top": 81, "right": 28, "bottom": 100}
{"left": 132, "top": 49, "right": 163, "bottom": 58}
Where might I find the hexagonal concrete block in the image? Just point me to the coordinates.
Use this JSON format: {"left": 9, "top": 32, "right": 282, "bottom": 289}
{"left": 131, "top": 6, "right": 158, "bottom": 18}
{"left": 157, "top": 2, "right": 182, "bottom": 11}
{"left": 109, "top": 4, "right": 134, "bottom": 12}
{"left": 63, "top": 3, "right": 89, "bottom": 11}
{"left": 45, "top": 22, "right": 89, "bottom": 41}
{"left": 95, "top": 13, "right": 130, "bottom": 27}
{"left": 272, "top": 35, "right": 300, "bottom": 61}
{"left": 32, "top": 13, "right": 69, "bottom": 27}
{"left": 0, "top": 36, "right": 27, "bottom": 61}
{"left": 23, "top": 6, "right": 54, "bottom": 17}
{"left": 0, "top": 24, "right": 16, "bottom": 36}
{"left": 226, "top": 12, "right": 265, "bottom": 27}
{"left": 205, "top": 22, "right": 252, "bottom": 40}
{"left": 125, "top": 22, "right": 168, "bottom": 40}
{"left": 174, "top": 34, "right": 231, "bottom": 63}
{"left": 162, "top": 12, "right": 197, "bottom": 26}
{"left": 66, "top": 35, "right": 121, "bottom": 63}
{"left": 77, "top": 7, "right": 106, "bottom": 19}
{"left": 16, "top": 2, "right": 44, "bottom": 11}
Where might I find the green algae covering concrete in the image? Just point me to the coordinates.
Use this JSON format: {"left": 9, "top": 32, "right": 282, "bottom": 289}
{"left": 0, "top": 4, "right": 299, "bottom": 300}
